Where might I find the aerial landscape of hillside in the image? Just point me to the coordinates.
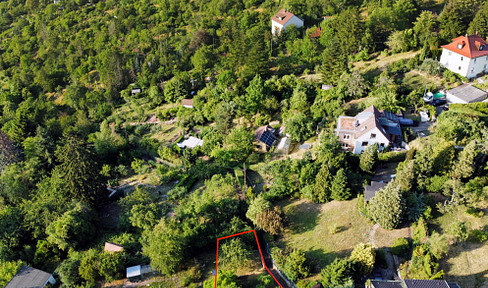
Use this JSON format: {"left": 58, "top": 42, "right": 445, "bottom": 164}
{"left": 1, "top": 0, "right": 488, "bottom": 287}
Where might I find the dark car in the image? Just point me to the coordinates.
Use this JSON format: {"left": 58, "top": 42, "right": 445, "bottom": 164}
{"left": 432, "top": 98, "right": 447, "bottom": 106}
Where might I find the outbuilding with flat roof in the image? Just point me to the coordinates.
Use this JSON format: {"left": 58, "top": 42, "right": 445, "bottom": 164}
{"left": 446, "top": 84, "right": 488, "bottom": 104}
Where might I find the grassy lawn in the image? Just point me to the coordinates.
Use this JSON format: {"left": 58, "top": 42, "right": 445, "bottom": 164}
{"left": 278, "top": 198, "right": 416, "bottom": 279}
{"left": 150, "top": 122, "right": 183, "bottom": 145}
{"left": 432, "top": 205, "right": 488, "bottom": 288}
{"left": 353, "top": 50, "right": 420, "bottom": 75}
{"left": 401, "top": 70, "right": 444, "bottom": 91}
{"left": 278, "top": 198, "right": 373, "bottom": 274}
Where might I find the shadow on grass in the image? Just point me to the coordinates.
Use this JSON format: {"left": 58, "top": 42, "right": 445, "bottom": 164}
{"left": 443, "top": 269, "right": 488, "bottom": 288}
{"left": 305, "top": 248, "right": 353, "bottom": 274}
{"left": 285, "top": 201, "right": 322, "bottom": 234}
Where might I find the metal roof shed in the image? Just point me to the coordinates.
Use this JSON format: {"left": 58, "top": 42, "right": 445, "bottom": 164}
{"left": 126, "top": 265, "right": 142, "bottom": 279}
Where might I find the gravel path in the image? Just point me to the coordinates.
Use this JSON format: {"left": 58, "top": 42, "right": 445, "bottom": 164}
{"left": 370, "top": 223, "right": 380, "bottom": 247}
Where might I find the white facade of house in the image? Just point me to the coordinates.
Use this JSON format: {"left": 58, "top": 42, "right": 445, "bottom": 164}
{"left": 440, "top": 35, "right": 488, "bottom": 79}
{"left": 440, "top": 48, "right": 488, "bottom": 79}
{"left": 440, "top": 48, "right": 472, "bottom": 78}
{"left": 352, "top": 127, "right": 390, "bottom": 154}
{"left": 271, "top": 15, "right": 303, "bottom": 35}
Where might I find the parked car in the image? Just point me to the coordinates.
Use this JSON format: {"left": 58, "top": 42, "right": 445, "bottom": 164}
{"left": 432, "top": 98, "right": 447, "bottom": 106}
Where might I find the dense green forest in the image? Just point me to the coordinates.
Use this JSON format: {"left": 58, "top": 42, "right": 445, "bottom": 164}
{"left": 2, "top": 0, "right": 488, "bottom": 287}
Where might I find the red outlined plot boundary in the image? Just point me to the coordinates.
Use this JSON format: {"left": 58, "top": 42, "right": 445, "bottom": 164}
{"left": 214, "top": 229, "right": 283, "bottom": 288}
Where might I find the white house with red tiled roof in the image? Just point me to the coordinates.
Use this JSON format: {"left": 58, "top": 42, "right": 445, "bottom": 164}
{"left": 271, "top": 9, "right": 303, "bottom": 35}
{"left": 440, "top": 35, "right": 488, "bottom": 79}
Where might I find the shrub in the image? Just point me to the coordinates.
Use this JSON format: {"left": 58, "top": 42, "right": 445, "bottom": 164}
{"left": 320, "top": 258, "right": 355, "bottom": 287}
{"left": 412, "top": 217, "right": 428, "bottom": 245}
{"left": 448, "top": 221, "right": 470, "bottom": 243}
{"left": 469, "top": 229, "right": 488, "bottom": 243}
{"left": 329, "top": 223, "right": 340, "bottom": 234}
{"left": 378, "top": 151, "right": 407, "bottom": 162}
{"left": 284, "top": 249, "right": 309, "bottom": 282}
{"left": 427, "top": 232, "right": 449, "bottom": 260}
{"left": 271, "top": 248, "right": 309, "bottom": 282}
{"left": 167, "top": 187, "right": 187, "bottom": 200}
{"left": 425, "top": 175, "right": 448, "bottom": 193}
{"left": 219, "top": 238, "right": 250, "bottom": 270}
{"left": 466, "top": 207, "right": 484, "bottom": 218}
{"left": 350, "top": 243, "right": 375, "bottom": 276}
{"left": 391, "top": 238, "right": 410, "bottom": 259}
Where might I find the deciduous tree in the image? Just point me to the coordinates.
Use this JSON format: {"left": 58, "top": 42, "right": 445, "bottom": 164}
{"left": 246, "top": 195, "right": 271, "bottom": 225}
{"left": 46, "top": 202, "right": 96, "bottom": 251}
{"left": 255, "top": 207, "right": 284, "bottom": 235}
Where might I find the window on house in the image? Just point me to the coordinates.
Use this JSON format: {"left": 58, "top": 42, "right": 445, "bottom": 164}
{"left": 361, "top": 141, "right": 368, "bottom": 146}
{"left": 343, "top": 134, "right": 350, "bottom": 140}
{"left": 461, "top": 56, "right": 464, "bottom": 61}
{"left": 341, "top": 143, "right": 349, "bottom": 148}
{"left": 380, "top": 143, "right": 385, "bottom": 148}
{"left": 474, "top": 58, "right": 477, "bottom": 63}
{"left": 459, "top": 66, "right": 462, "bottom": 70}
{"left": 448, "top": 51, "right": 452, "bottom": 56}
{"left": 370, "top": 133, "right": 376, "bottom": 139}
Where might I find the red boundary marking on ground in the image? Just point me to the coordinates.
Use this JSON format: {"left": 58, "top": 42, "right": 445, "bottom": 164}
{"left": 214, "top": 229, "right": 283, "bottom": 288}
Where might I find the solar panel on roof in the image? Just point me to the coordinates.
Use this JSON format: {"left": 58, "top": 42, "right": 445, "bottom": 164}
{"left": 259, "top": 131, "right": 276, "bottom": 147}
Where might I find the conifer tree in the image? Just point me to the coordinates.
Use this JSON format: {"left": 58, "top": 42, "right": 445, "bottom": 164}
{"left": 331, "top": 168, "right": 351, "bottom": 201}
{"left": 360, "top": 143, "right": 378, "bottom": 174}
{"left": 313, "top": 163, "right": 332, "bottom": 203}
{"left": 368, "top": 182, "right": 404, "bottom": 230}
{"left": 452, "top": 140, "right": 478, "bottom": 180}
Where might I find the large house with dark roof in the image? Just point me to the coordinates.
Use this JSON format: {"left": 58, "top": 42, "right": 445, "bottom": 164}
{"left": 336, "top": 105, "right": 402, "bottom": 154}
{"left": 440, "top": 34, "right": 488, "bottom": 79}
{"left": 367, "top": 279, "right": 461, "bottom": 288}
{"left": 271, "top": 9, "right": 303, "bottom": 35}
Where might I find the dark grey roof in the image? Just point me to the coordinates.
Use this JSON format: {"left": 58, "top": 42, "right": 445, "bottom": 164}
{"left": 370, "top": 280, "right": 404, "bottom": 288}
{"left": 371, "top": 280, "right": 460, "bottom": 288}
{"left": 447, "top": 84, "right": 488, "bottom": 103}
{"left": 364, "top": 181, "right": 388, "bottom": 202}
{"left": 387, "top": 124, "right": 402, "bottom": 136}
{"left": 5, "top": 266, "right": 52, "bottom": 288}
{"left": 404, "top": 280, "right": 451, "bottom": 288}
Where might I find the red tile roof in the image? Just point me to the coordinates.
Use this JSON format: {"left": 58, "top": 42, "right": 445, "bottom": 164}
{"left": 272, "top": 9, "right": 297, "bottom": 25}
{"left": 104, "top": 242, "right": 124, "bottom": 252}
{"left": 441, "top": 35, "right": 488, "bottom": 59}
